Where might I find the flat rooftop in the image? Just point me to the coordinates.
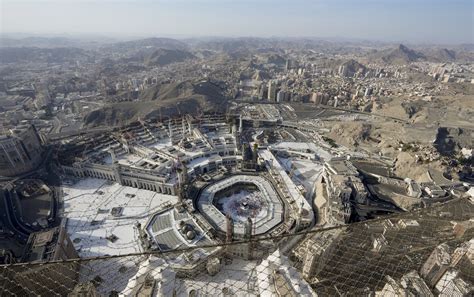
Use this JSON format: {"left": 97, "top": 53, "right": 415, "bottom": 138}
{"left": 326, "top": 159, "right": 359, "bottom": 176}
{"left": 146, "top": 207, "right": 215, "bottom": 252}
{"left": 62, "top": 178, "right": 178, "bottom": 257}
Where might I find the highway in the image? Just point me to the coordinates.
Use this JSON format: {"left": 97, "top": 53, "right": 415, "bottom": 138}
{"left": 296, "top": 104, "right": 410, "bottom": 124}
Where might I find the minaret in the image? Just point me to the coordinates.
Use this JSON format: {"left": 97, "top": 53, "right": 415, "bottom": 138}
{"left": 245, "top": 217, "right": 253, "bottom": 239}
{"left": 252, "top": 143, "right": 259, "bottom": 167}
{"left": 110, "top": 150, "right": 123, "bottom": 185}
{"left": 168, "top": 120, "right": 173, "bottom": 141}
{"left": 226, "top": 215, "right": 233, "bottom": 243}
{"left": 187, "top": 116, "right": 193, "bottom": 134}
{"left": 176, "top": 167, "right": 183, "bottom": 203}
{"left": 110, "top": 149, "right": 116, "bottom": 164}
{"left": 245, "top": 218, "right": 254, "bottom": 260}
{"left": 181, "top": 118, "right": 186, "bottom": 137}
{"left": 238, "top": 115, "right": 243, "bottom": 134}
{"left": 177, "top": 163, "right": 188, "bottom": 189}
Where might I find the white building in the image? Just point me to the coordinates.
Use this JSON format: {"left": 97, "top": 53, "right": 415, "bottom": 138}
{"left": 256, "top": 249, "right": 317, "bottom": 297}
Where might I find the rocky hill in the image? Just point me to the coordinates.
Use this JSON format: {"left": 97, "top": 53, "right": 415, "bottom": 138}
{"left": 0, "top": 36, "right": 114, "bottom": 48}
{"left": 422, "top": 48, "right": 474, "bottom": 63}
{"left": 369, "top": 44, "right": 425, "bottom": 64}
{"left": 107, "top": 37, "right": 188, "bottom": 51}
{"left": 429, "top": 48, "right": 456, "bottom": 61}
{"left": 0, "top": 47, "right": 93, "bottom": 64}
{"left": 260, "top": 53, "right": 286, "bottom": 65}
{"left": 144, "top": 49, "right": 196, "bottom": 66}
{"left": 433, "top": 127, "right": 474, "bottom": 156}
{"left": 83, "top": 79, "right": 227, "bottom": 127}
{"left": 328, "top": 122, "right": 372, "bottom": 147}
{"left": 338, "top": 59, "right": 367, "bottom": 77}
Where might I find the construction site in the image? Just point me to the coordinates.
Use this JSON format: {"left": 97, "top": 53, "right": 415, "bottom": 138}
{"left": 0, "top": 112, "right": 472, "bottom": 296}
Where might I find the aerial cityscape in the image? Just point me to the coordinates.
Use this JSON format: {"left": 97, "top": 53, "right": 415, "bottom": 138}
{"left": 0, "top": 0, "right": 473, "bottom": 296}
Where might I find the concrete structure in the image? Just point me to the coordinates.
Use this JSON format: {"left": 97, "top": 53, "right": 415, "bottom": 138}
{"left": 197, "top": 175, "right": 284, "bottom": 237}
{"left": 322, "top": 159, "right": 364, "bottom": 224}
{"left": 276, "top": 90, "right": 286, "bottom": 102}
{"left": 69, "top": 282, "right": 100, "bottom": 297}
{"left": 405, "top": 178, "right": 422, "bottom": 198}
{"left": 300, "top": 229, "right": 342, "bottom": 279}
{"left": 376, "top": 271, "right": 433, "bottom": 297}
{"left": 422, "top": 182, "right": 446, "bottom": 198}
{"left": 63, "top": 162, "right": 177, "bottom": 195}
{"left": 436, "top": 269, "right": 473, "bottom": 297}
{"left": 145, "top": 207, "right": 215, "bottom": 253}
{"left": 420, "top": 243, "right": 452, "bottom": 287}
{"left": 60, "top": 116, "right": 240, "bottom": 196}
{"left": 13, "top": 225, "right": 79, "bottom": 296}
{"left": 123, "top": 256, "right": 176, "bottom": 296}
{"left": 0, "top": 124, "right": 44, "bottom": 177}
{"left": 256, "top": 249, "right": 317, "bottom": 297}
{"left": 259, "top": 149, "right": 314, "bottom": 228}
{"left": 267, "top": 81, "right": 277, "bottom": 101}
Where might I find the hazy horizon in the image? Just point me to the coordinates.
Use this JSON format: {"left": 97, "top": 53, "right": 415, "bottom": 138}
{"left": 1, "top": 0, "right": 473, "bottom": 45}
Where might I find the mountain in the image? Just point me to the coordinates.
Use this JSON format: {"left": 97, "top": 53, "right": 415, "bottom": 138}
{"left": 140, "top": 81, "right": 195, "bottom": 101}
{"left": 106, "top": 37, "right": 188, "bottom": 52}
{"left": 140, "top": 79, "right": 226, "bottom": 102}
{"left": 338, "top": 59, "right": 367, "bottom": 77}
{"left": 456, "top": 43, "right": 474, "bottom": 52}
{"left": 0, "top": 36, "right": 112, "bottom": 48}
{"left": 433, "top": 48, "right": 456, "bottom": 61}
{"left": 417, "top": 47, "right": 474, "bottom": 63}
{"left": 144, "top": 49, "right": 196, "bottom": 66}
{"left": 415, "top": 48, "right": 456, "bottom": 63}
{"left": 433, "top": 127, "right": 474, "bottom": 156}
{"left": 261, "top": 54, "right": 286, "bottom": 65}
{"left": 187, "top": 37, "right": 387, "bottom": 55}
{"left": 0, "top": 47, "right": 92, "bottom": 64}
{"left": 369, "top": 44, "right": 425, "bottom": 64}
{"left": 83, "top": 79, "right": 227, "bottom": 127}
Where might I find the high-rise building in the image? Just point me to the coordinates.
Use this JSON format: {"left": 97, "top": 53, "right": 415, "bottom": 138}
{"left": 338, "top": 65, "right": 348, "bottom": 77}
{"left": 258, "top": 84, "right": 267, "bottom": 100}
{"left": 310, "top": 92, "right": 321, "bottom": 104}
{"left": 267, "top": 81, "right": 277, "bottom": 101}
{"left": 420, "top": 243, "right": 452, "bottom": 287}
{"left": 364, "top": 87, "right": 373, "bottom": 97}
{"left": 0, "top": 123, "right": 44, "bottom": 177}
{"left": 276, "top": 90, "right": 286, "bottom": 102}
{"left": 302, "top": 229, "right": 342, "bottom": 279}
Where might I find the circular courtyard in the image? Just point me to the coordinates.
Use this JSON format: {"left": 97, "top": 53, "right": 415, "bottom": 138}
{"left": 213, "top": 182, "right": 268, "bottom": 223}
{"left": 196, "top": 175, "right": 284, "bottom": 237}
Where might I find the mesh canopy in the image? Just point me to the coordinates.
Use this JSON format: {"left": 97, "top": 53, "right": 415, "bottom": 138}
{"left": 1, "top": 197, "right": 472, "bottom": 296}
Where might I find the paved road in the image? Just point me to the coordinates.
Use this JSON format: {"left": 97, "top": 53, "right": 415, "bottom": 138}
{"left": 47, "top": 125, "right": 119, "bottom": 141}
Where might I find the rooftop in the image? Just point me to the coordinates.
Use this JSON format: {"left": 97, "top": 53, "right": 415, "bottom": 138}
{"left": 62, "top": 178, "right": 178, "bottom": 257}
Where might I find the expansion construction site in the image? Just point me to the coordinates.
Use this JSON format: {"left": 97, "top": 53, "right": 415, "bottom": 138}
{"left": 1, "top": 109, "right": 472, "bottom": 296}
{"left": 0, "top": 30, "right": 473, "bottom": 296}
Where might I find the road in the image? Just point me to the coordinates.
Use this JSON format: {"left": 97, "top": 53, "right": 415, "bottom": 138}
{"left": 47, "top": 125, "right": 119, "bottom": 142}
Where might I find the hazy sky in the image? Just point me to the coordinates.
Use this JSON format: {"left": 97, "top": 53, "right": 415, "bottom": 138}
{"left": 1, "top": 0, "right": 473, "bottom": 44}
